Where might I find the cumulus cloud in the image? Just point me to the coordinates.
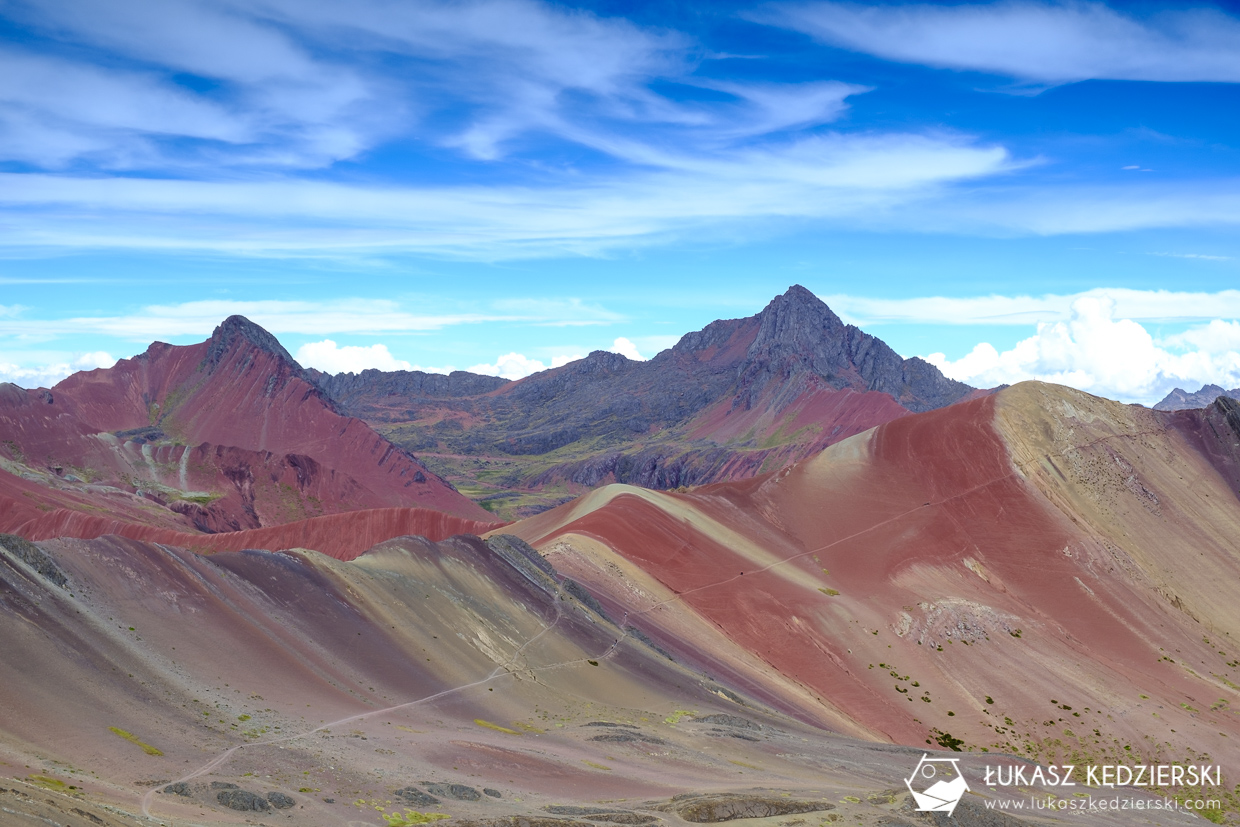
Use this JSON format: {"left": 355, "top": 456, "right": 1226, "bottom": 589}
{"left": 1164, "top": 320, "right": 1240, "bottom": 355}
{"left": 295, "top": 339, "right": 417, "bottom": 374}
{"left": 466, "top": 351, "right": 582, "bottom": 380}
{"left": 824, "top": 288, "right": 1240, "bottom": 326}
{"left": 924, "top": 297, "right": 1240, "bottom": 404}
{"left": 762, "top": 2, "right": 1240, "bottom": 84}
{"left": 608, "top": 337, "right": 645, "bottom": 360}
{"left": 0, "top": 350, "right": 115, "bottom": 388}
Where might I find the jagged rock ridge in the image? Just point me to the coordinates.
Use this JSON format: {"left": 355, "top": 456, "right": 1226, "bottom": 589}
{"left": 1154, "top": 383, "right": 1240, "bottom": 411}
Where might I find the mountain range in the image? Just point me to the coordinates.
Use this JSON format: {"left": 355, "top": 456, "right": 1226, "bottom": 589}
{"left": 3, "top": 286, "right": 1240, "bottom": 826}
{"left": 0, "top": 286, "right": 976, "bottom": 540}
{"left": 311, "top": 285, "right": 978, "bottom": 518}
{"left": 1155, "top": 383, "right": 1240, "bottom": 411}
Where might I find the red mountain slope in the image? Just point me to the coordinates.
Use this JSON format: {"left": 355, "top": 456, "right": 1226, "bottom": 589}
{"left": 7, "top": 505, "right": 500, "bottom": 559}
{"left": 499, "top": 383, "right": 1240, "bottom": 778}
{"left": 0, "top": 316, "right": 492, "bottom": 540}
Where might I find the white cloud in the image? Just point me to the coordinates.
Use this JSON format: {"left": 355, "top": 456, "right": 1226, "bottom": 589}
{"left": 0, "top": 0, "right": 866, "bottom": 174}
{"left": 295, "top": 339, "right": 416, "bottom": 374}
{"left": 492, "top": 297, "right": 624, "bottom": 326}
{"left": 0, "top": 1, "right": 1235, "bottom": 257}
{"left": 1149, "top": 252, "right": 1231, "bottom": 262}
{"left": 924, "top": 297, "right": 1240, "bottom": 404}
{"left": 0, "top": 297, "right": 620, "bottom": 340}
{"left": 0, "top": 47, "right": 250, "bottom": 139}
{"left": 468, "top": 352, "right": 553, "bottom": 380}
{"left": 762, "top": 2, "right": 1240, "bottom": 84}
{"left": 0, "top": 0, "right": 1038, "bottom": 258}
{"left": 261, "top": 0, "right": 691, "bottom": 161}
{"left": 941, "top": 181, "right": 1240, "bottom": 235}
{"left": 3, "top": 0, "right": 372, "bottom": 170}
{"left": 0, "top": 350, "right": 115, "bottom": 388}
{"left": 823, "top": 288, "right": 1240, "bottom": 326}
{"left": 609, "top": 336, "right": 645, "bottom": 360}
{"left": 0, "top": 130, "right": 1012, "bottom": 258}
{"left": 1164, "top": 320, "right": 1240, "bottom": 355}
{"left": 465, "top": 351, "right": 584, "bottom": 379}
{"left": 9, "top": 145, "right": 1240, "bottom": 257}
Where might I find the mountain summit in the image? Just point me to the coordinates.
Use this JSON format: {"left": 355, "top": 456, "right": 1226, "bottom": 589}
{"left": 728, "top": 284, "right": 971, "bottom": 412}
{"left": 205, "top": 314, "right": 301, "bottom": 370}
{"left": 0, "top": 317, "right": 493, "bottom": 541}
{"left": 311, "top": 285, "right": 978, "bottom": 516}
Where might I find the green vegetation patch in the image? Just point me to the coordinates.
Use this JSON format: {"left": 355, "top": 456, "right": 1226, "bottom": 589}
{"left": 386, "top": 811, "right": 450, "bottom": 825}
{"left": 28, "top": 774, "right": 69, "bottom": 791}
{"left": 108, "top": 726, "right": 164, "bottom": 756}
{"left": 474, "top": 718, "right": 521, "bottom": 735}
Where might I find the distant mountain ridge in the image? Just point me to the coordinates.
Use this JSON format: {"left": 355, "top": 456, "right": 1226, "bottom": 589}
{"left": 1155, "top": 383, "right": 1240, "bottom": 411}
{"left": 0, "top": 287, "right": 979, "bottom": 529}
{"left": 307, "top": 285, "right": 978, "bottom": 516}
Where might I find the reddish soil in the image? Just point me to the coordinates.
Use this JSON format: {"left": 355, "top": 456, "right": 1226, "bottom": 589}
{"left": 0, "top": 317, "right": 491, "bottom": 543}
{"left": 7, "top": 505, "right": 503, "bottom": 560}
{"left": 504, "top": 384, "right": 1240, "bottom": 773}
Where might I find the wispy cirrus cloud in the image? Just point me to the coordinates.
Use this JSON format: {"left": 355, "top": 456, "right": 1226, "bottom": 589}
{"left": 0, "top": 130, "right": 1013, "bottom": 258}
{"left": 3, "top": 0, "right": 374, "bottom": 169}
{"left": 1, "top": 0, "right": 1235, "bottom": 261}
{"left": 759, "top": 1, "right": 1240, "bottom": 84}
{"left": 0, "top": 297, "right": 621, "bottom": 341}
{"left": 0, "top": 0, "right": 1028, "bottom": 258}
{"left": 0, "top": 0, "right": 864, "bottom": 173}
{"left": 1148, "top": 251, "right": 1231, "bottom": 262}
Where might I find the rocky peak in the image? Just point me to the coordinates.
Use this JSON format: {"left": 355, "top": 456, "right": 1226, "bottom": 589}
{"left": 574, "top": 350, "right": 633, "bottom": 374}
{"left": 750, "top": 284, "right": 846, "bottom": 350}
{"left": 204, "top": 315, "right": 301, "bottom": 371}
{"left": 1154, "top": 384, "right": 1240, "bottom": 411}
{"left": 741, "top": 285, "right": 872, "bottom": 388}
{"left": 731, "top": 285, "right": 973, "bottom": 413}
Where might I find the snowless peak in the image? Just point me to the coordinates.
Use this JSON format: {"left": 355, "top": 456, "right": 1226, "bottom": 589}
{"left": 207, "top": 315, "right": 300, "bottom": 369}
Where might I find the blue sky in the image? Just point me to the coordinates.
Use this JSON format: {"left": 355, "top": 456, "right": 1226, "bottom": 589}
{"left": 2, "top": 0, "right": 1240, "bottom": 404}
